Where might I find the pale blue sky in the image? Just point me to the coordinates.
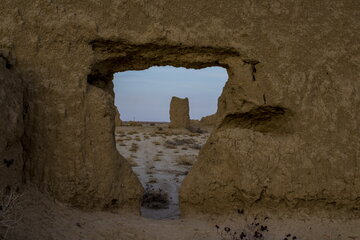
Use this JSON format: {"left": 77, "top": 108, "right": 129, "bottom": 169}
{"left": 113, "top": 66, "right": 228, "bottom": 122}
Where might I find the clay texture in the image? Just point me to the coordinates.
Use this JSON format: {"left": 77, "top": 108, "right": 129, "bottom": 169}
{"left": 0, "top": 56, "right": 23, "bottom": 189}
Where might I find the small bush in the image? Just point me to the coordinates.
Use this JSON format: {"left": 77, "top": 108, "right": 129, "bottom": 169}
{"left": 129, "top": 143, "right": 139, "bottom": 152}
{"left": 187, "top": 126, "right": 206, "bottom": 134}
{"left": 126, "top": 157, "right": 138, "bottom": 167}
{"left": 164, "top": 143, "right": 177, "bottom": 149}
{"left": 141, "top": 186, "right": 169, "bottom": 209}
{"left": 127, "top": 121, "right": 142, "bottom": 127}
{"left": 147, "top": 178, "right": 157, "bottom": 184}
{"left": 189, "top": 144, "right": 201, "bottom": 150}
{"left": 176, "top": 155, "right": 196, "bottom": 166}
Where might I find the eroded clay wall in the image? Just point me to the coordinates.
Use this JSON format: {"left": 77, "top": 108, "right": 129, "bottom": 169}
{"left": 0, "top": 1, "right": 359, "bottom": 215}
{"left": 0, "top": 55, "right": 24, "bottom": 189}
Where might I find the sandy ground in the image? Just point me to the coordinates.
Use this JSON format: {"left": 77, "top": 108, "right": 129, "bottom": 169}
{"left": 5, "top": 186, "right": 360, "bottom": 240}
{"left": 115, "top": 122, "right": 210, "bottom": 219}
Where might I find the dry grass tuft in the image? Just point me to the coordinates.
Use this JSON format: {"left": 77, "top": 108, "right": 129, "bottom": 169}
{"left": 128, "top": 131, "right": 138, "bottom": 135}
{"left": 127, "top": 157, "right": 138, "bottom": 167}
{"left": 0, "top": 187, "right": 24, "bottom": 239}
{"left": 147, "top": 178, "right": 158, "bottom": 184}
{"left": 176, "top": 155, "right": 196, "bottom": 166}
{"left": 127, "top": 121, "right": 142, "bottom": 127}
{"left": 189, "top": 144, "right": 201, "bottom": 150}
{"left": 142, "top": 187, "right": 169, "bottom": 209}
{"left": 129, "top": 143, "right": 139, "bottom": 152}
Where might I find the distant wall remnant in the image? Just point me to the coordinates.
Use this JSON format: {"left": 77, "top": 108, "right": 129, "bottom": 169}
{"left": 115, "top": 108, "right": 122, "bottom": 126}
{"left": 169, "top": 97, "right": 190, "bottom": 129}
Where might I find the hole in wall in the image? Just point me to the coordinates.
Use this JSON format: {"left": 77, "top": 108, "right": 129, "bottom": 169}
{"left": 113, "top": 65, "right": 228, "bottom": 219}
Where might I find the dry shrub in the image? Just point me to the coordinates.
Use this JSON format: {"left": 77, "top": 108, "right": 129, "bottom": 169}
{"left": 127, "top": 157, "right": 138, "bottom": 167}
{"left": 152, "top": 141, "right": 161, "bottom": 146}
{"left": 164, "top": 143, "right": 177, "bottom": 149}
{"left": 187, "top": 126, "right": 206, "bottom": 134}
{"left": 173, "top": 150, "right": 179, "bottom": 153}
{"left": 0, "top": 187, "right": 24, "bottom": 239}
{"left": 189, "top": 132, "right": 200, "bottom": 137}
{"left": 116, "top": 129, "right": 124, "bottom": 134}
{"left": 129, "top": 143, "right": 139, "bottom": 152}
{"left": 153, "top": 156, "right": 161, "bottom": 161}
{"left": 119, "top": 143, "right": 127, "bottom": 146}
{"left": 175, "top": 170, "right": 189, "bottom": 176}
{"left": 167, "top": 138, "right": 194, "bottom": 146}
{"left": 148, "top": 178, "right": 157, "bottom": 184}
{"left": 189, "top": 143, "right": 202, "bottom": 150}
{"left": 128, "top": 131, "right": 138, "bottom": 135}
{"left": 176, "top": 155, "right": 196, "bottom": 166}
{"left": 144, "top": 135, "right": 150, "bottom": 140}
{"left": 127, "top": 121, "right": 142, "bottom": 127}
{"left": 141, "top": 187, "right": 169, "bottom": 209}
{"left": 134, "top": 136, "right": 141, "bottom": 141}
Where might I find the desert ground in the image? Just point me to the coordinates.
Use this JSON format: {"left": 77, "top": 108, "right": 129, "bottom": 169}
{"left": 5, "top": 186, "right": 360, "bottom": 240}
{"left": 115, "top": 122, "right": 210, "bottom": 219}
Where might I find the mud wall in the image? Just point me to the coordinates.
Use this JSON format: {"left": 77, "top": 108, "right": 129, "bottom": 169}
{"left": 0, "top": 0, "right": 359, "bottom": 215}
{"left": 0, "top": 54, "right": 24, "bottom": 189}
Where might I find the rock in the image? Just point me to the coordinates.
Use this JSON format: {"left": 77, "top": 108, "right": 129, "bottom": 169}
{"left": 169, "top": 97, "right": 190, "bottom": 129}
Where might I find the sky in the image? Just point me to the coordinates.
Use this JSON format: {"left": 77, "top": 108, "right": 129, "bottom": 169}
{"left": 113, "top": 66, "right": 228, "bottom": 122}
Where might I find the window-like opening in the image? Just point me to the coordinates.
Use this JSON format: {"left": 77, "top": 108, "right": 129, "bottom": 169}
{"left": 113, "top": 66, "right": 228, "bottom": 219}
